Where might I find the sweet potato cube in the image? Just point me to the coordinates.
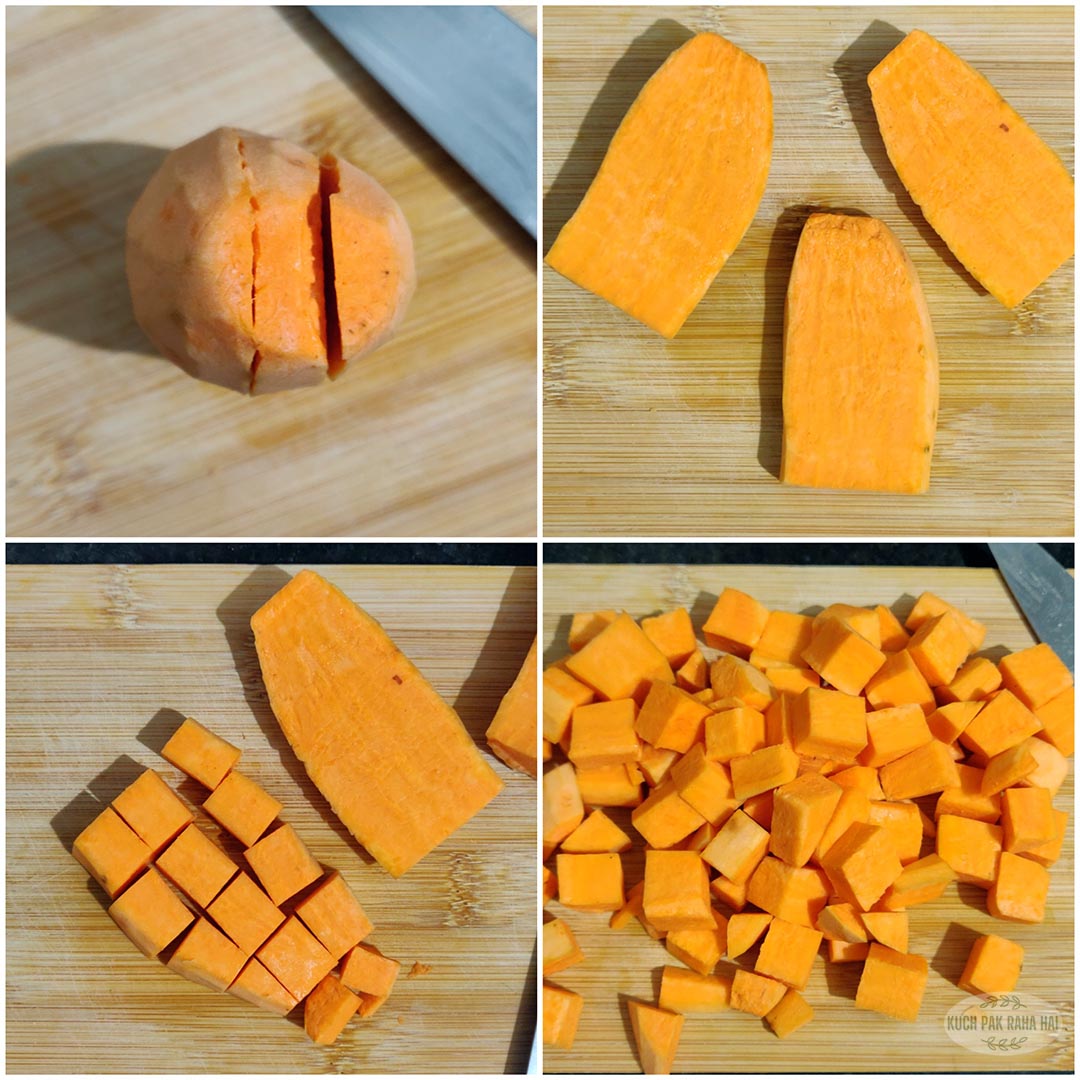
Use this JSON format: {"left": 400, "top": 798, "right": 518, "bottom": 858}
{"left": 770, "top": 772, "right": 843, "bottom": 868}
{"left": 706, "top": 704, "right": 767, "bottom": 762}
{"left": 628, "top": 999, "right": 684, "bottom": 1074}
{"left": 641, "top": 608, "right": 697, "bottom": 668}
{"left": 855, "top": 944, "right": 927, "bottom": 1021}
{"left": 256, "top": 915, "right": 336, "bottom": 1000}
{"left": 879, "top": 739, "right": 960, "bottom": 799}
{"left": 304, "top": 974, "right": 360, "bottom": 1045}
{"left": 981, "top": 742, "right": 1038, "bottom": 796}
{"left": 765, "top": 988, "right": 814, "bottom": 1038}
{"left": 730, "top": 744, "right": 800, "bottom": 801}
{"left": 575, "top": 763, "right": 644, "bottom": 808}
{"left": 879, "top": 853, "right": 956, "bottom": 909}
{"left": 817, "top": 902, "right": 867, "bottom": 943}
{"left": 635, "top": 680, "right": 712, "bottom": 753}
{"left": 860, "top": 704, "right": 933, "bottom": 767}
{"left": 543, "top": 667, "right": 595, "bottom": 743}
{"left": 568, "top": 610, "right": 618, "bottom": 651}
{"left": 938, "top": 657, "right": 1002, "bottom": 704}
{"left": 726, "top": 911, "right": 773, "bottom": 957}
{"left": 801, "top": 617, "right": 886, "bottom": 695}
{"left": 710, "top": 654, "right": 775, "bottom": 711}
{"left": 960, "top": 690, "right": 1041, "bottom": 757}
{"left": 556, "top": 852, "right": 624, "bottom": 911}
{"left": 168, "top": 916, "right": 247, "bottom": 992}
{"left": 830, "top": 765, "right": 883, "bottom": 800}
{"left": 755, "top": 918, "right": 822, "bottom": 990}
{"left": 658, "top": 965, "right": 732, "bottom": 1013}
{"left": 543, "top": 762, "right": 584, "bottom": 854}
{"left": 936, "top": 764, "right": 1001, "bottom": 823}
{"left": 937, "top": 815, "right": 1002, "bottom": 888}
{"left": 730, "top": 970, "right": 786, "bottom": 1017}
{"left": 486, "top": 637, "right": 539, "bottom": 777}
{"left": 341, "top": 941, "right": 400, "bottom": 1015}
{"left": 112, "top": 768, "right": 194, "bottom": 855}
{"left": 244, "top": 823, "right": 322, "bottom": 906}
{"left": 764, "top": 665, "right": 821, "bottom": 695}
{"left": 202, "top": 770, "right": 282, "bottom": 848}
{"left": 670, "top": 745, "right": 738, "bottom": 825}
{"left": 709, "top": 875, "right": 748, "bottom": 913}
{"left": 1020, "top": 736, "right": 1069, "bottom": 795}
{"left": 959, "top": 934, "right": 1024, "bottom": 995}
{"left": 543, "top": 918, "right": 585, "bottom": 976}
{"left": 746, "top": 857, "right": 831, "bottom": 927}
{"left": 543, "top": 865, "right": 558, "bottom": 906}
{"left": 702, "top": 810, "right": 770, "bottom": 884}
{"left": 828, "top": 940, "right": 870, "bottom": 963}
{"left": 820, "top": 822, "right": 902, "bottom": 910}
{"left": 675, "top": 650, "right": 709, "bottom": 693}
{"left": 155, "top": 822, "right": 237, "bottom": 907}
{"left": 204, "top": 871, "right": 284, "bottom": 955}
{"left": 791, "top": 688, "right": 867, "bottom": 762}
{"left": 1024, "top": 808, "right": 1068, "bottom": 868}
{"left": 814, "top": 604, "right": 880, "bottom": 647}
{"left": 928, "top": 700, "right": 984, "bottom": 744}
{"left": 907, "top": 612, "right": 970, "bottom": 687}
{"left": 228, "top": 957, "right": 300, "bottom": 1016}
{"left": 161, "top": 717, "right": 241, "bottom": 789}
{"left": 864, "top": 650, "right": 935, "bottom": 713}
{"left": 73, "top": 806, "right": 153, "bottom": 898}
{"left": 702, "top": 588, "right": 769, "bottom": 657}
{"left": 755, "top": 610, "right": 815, "bottom": 665}
{"left": 814, "top": 787, "right": 871, "bottom": 863}
{"left": 905, "top": 592, "right": 986, "bottom": 651}
{"left": 876, "top": 605, "right": 911, "bottom": 651}
{"left": 988, "top": 851, "right": 1049, "bottom": 923}
{"left": 108, "top": 867, "right": 194, "bottom": 957}
{"left": 294, "top": 871, "right": 373, "bottom": 958}
{"left": 861, "top": 911, "right": 908, "bottom": 952}
{"left": 560, "top": 809, "right": 633, "bottom": 854}
{"left": 631, "top": 780, "right": 705, "bottom": 849}
{"left": 867, "top": 801, "right": 922, "bottom": 864}
{"left": 643, "top": 849, "right": 712, "bottom": 932}
{"left": 1034, "top": 686, "right": 1074, "bottom": 756}
{"left": 999, "top": 642, "right": 1073, "bottom": 711}
{"left": 665, "top": 908, "right": 727, "bottom": 975}
{"left": 565, "top": 613, "right": 674, "bottom": 703}
{"left": 543, "top": 982, "right": 583, "bottom": 1050}
{"left": 569, "top": 699, "right": 640, "bottom": 769}
{"left": 639, "top": 745, "right": 680, "bottom": 787}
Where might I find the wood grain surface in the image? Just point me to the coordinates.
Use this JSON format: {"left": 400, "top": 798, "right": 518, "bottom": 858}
{"left": 543, "top": 563, "right": 1074, "bottom": 1073}
{"left": 7, "top": 6, "right": 537, "bottom": 538}
{"left": 543, "top": 7, "right": 1074, "bottom": 536}
{"left": 7, "top": 563, "right": 537, "bottom": 1074}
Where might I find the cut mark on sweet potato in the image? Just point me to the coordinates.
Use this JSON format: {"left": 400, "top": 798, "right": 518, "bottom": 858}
{"left": 237, "top": 136, "right": 260, "bottom": 390}
{"left": 319, "top": 156, "right": 343, "bottom": 376}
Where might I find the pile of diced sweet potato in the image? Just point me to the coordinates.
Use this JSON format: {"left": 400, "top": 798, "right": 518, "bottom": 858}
{"left": 73, "top": 717, "right": 399, "bottom": 1045}
{"left": 542, "top": 589, "right": 1072, "bottom": 1072}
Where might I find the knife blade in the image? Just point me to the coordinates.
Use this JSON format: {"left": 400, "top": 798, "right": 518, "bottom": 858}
{"left": 988, "top": 543, "right": 1074, "bottom": 672}
{"left": 310, "top": 5, "right": 537, "bottom": 237}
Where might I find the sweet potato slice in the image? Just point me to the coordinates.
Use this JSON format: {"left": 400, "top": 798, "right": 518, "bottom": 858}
{"left": 781, "top": 213, "right": 938, "bottom": 494}
{"left": 545, "top": 32, "right": 772, "bottom": 337}
{"left": 869, "top": 29, "right": 1074, "bottom": 308}
{"left": 251, "top": 569, "right": 503, "bottom": 876}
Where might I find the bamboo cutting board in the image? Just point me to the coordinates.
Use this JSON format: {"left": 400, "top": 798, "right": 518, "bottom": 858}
{"left": 544, "top": 563, "right": 1074, "bottom": 1073}
{"left": 7, "top": 6, "right": 536, "bottom": 537}
{"left": 6, "top": 563, "right": 536, "bottom": 1074}
{"left": 543, "top": 7, "right": 1074, "bottom": 536}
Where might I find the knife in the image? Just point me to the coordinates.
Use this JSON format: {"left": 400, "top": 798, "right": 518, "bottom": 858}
{"left": 310, "top": 5, "right": 537, "bottom": 237}
{"left": 988, "top": 543, "right": 1074, "bottom": 672}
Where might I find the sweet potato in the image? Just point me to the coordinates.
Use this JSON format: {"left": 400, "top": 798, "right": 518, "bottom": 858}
{"left": 127, "top": 127, "right": 413, "bottom": 393}
{"left": 545, "top": 32, "right": 772, "bottom": 337}
{"left": 252, "top": 570, "right": 502, "bottom": 876}
{"left": 486, "top": 637, "right": 539, "bottom": 778}
{"left": 781, "top": 213, "right": 938, "bottom": 493}
{"left": 869, "top": 29, "right": 1074, "bottom": 308}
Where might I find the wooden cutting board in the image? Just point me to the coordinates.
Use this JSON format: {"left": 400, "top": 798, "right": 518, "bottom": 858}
{"left": 7, "top": 6, "right": 536, "bottom": 537}
{"left": 6, "top": 563, "right": 536, "bottom": 1074}
{"left": 543, "top": 7, "right": 1074, "bottom": 536}
{"left": 543, "top": 563, "right": 1074, "bottom": 1073}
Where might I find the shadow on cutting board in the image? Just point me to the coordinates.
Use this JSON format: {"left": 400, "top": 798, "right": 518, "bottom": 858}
{"left": 541, "top": 19, "right": 694, "bottom": 256}
{"left": 284, "top": 7, "right": 535, "bottom": 271}
{"left": 756, "top": 204, "right": 869, "bottom": 480}
{"left": 7, "top": 141, "right": 166, "bottom": 356}
{"left": 932, "top": 920, "right": 982, "bottom": 986}
{"left": 832, "top": 20, "right": 985, "bottom": 298}
{"left": 215, "top": 565, "right": 375, "bottom": 868}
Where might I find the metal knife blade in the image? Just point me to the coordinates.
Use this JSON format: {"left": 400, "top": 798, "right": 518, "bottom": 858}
{"left": 988, "top": 543, "right": 1074, "bottom": 672}
{"left": 310, "top": 5, "right": 537, "bottom": 237}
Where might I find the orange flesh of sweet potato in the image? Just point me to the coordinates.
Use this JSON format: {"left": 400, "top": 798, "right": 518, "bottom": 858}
{"left": 251, "top": 569, "right": 502, "bottom": 877}
{"left": 869, "top": 29, "right": 1074, "bottom": 308}
{"left": 486, "top": 637, "right": 539, "bottom": 777}
{"left": 304, "top": 973, "right": 360, "bottom": 1045}
{"left": 545, "top": 32, "right": 772, "bottom": 338}
{"left": 781, "top": 213, "right": 938, "bottom": 494}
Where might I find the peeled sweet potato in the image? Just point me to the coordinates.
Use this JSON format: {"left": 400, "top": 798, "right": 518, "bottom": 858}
{"left": 126, "top": 127, "right": 415, "bottom": 394}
